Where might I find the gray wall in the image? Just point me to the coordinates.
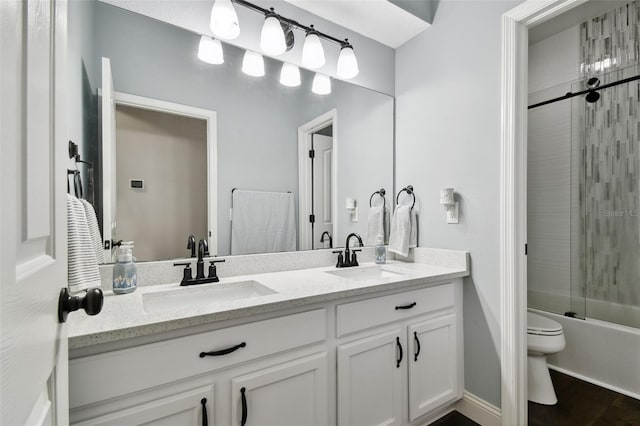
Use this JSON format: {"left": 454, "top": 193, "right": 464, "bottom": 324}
{"left": 395, "top": 0, "right": 523, "bottom": 407}
{"left": 93, "top": 2, "right": 393, "bottom": 256}
{"left": 100, "top": 0, "right": 396, "bottom": 95}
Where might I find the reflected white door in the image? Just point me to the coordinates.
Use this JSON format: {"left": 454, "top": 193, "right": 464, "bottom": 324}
{"left": 101, "top": 57, "right": 117, "bottom": 261}
{"left": 312, "top": 134, "right": 333, "bottom": 248}
{"left": 0, "top": 0, "right": 69, "bottom": 424}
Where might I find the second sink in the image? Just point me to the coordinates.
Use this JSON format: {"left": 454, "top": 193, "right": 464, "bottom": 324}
{"left": 325, "top": 265, "right": 407, "bottom": 282}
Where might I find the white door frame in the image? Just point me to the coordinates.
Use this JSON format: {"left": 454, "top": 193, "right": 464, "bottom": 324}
{"left": 297, "top": 109, "right": 338, "bottom": 250}
{"left": 108, "top": 92, "right": 219, "bottom": 255}
{"left": 500, "top": 0, "right": 587, "bottom": 424}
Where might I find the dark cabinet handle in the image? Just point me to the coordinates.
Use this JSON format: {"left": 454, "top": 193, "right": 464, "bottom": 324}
{"left": 200, "top": 342, "right": 246, "bottom": 358}
{"left": 395, "top": 302, "right": 417, "bottom": 310}
{"left": 240, "top": 387, "right": 247, "bottom": 426}
{"left": 58, "top": 287, "right": 104, "bottom": 323}
{"left": 396, "top": 337, "right": 403, "bottom": 368}
{"left": 201, "top": 398, "right": 208, "bottom": 426}
{"left": 414, "top": 331, "right": 421, "bottom": 361}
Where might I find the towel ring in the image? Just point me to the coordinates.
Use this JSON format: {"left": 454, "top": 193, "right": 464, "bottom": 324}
{"left": 396, "top": 185, "right": 415, "bottom": 210}
{"left": 369, "top": 188, "right": 386, "bottom": 207}
{"left": 67, "top": 169, "right": 83, "bottom": 199}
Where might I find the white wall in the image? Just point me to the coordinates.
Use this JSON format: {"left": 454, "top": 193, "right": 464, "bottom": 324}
{"left": 395, "top": 0, "right": 524, "bottom": 408}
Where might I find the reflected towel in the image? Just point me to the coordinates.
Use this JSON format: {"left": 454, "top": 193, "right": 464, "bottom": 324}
{"left": 67, "top": 195, "right": 101, "bottom": 293}
{"left": 366, "top": 205, "right": 388, "bottom": 245}
{"left": 388, "top": 205, "right": 417, "bottom": 257}
{"left": 231, "top": 190, "right": 297, "bottom": 255}
{"left": 79, "top": 199, "right": 104, "bottom": 264}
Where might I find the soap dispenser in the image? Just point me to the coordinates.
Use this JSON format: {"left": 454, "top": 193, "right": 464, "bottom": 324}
{"left": 375, "top": 235, "right": 387, "bottom": 264}
{"left": 113, "top": 241, "right": 137, "bottom": 294}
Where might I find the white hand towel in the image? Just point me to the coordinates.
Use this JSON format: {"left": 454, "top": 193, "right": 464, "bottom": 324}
{"left": 366, "top": 205, "right": 385, "bottom": 245}
{"left": 67, "top": 195, "right": 101, "bottom": 293}
{"left": 79, "top": 199, "right": 104, "bottom": 264}
{"left": 388, "top": 205, "right": 418, "bottom": 257}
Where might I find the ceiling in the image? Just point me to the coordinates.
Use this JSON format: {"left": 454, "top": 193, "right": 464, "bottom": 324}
{"left": 281, "top": 0, "right": 431, "bottom": 48}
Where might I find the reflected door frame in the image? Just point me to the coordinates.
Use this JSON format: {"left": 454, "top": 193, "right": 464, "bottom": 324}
{"left": 103, "top": 91, "right": 218, "bottom": 257}
{"left": 298, "top": 109, "right": 338, "bottom": 251}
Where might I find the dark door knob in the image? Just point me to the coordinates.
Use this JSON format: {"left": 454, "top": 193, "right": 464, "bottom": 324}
{"left": 58, "top": 287, "right": 104, "bottom": 323}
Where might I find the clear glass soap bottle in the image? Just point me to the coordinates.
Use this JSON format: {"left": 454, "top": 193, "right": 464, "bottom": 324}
{"left": 375, "top": 234, "right": 387, "bottom": 264}
{"left": 112, "top": 242, "right": 137, "bottom": 294}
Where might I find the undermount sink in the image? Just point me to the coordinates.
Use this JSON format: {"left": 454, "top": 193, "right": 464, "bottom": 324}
{"left": 325, "top": 265, "right": 407, "bottom": 282}
{"left": 142, "top": 280, "right": 277, "bottom": 314}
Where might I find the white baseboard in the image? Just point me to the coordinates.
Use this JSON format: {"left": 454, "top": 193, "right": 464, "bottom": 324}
{"left": 455, "top": 391, "right": 502, "bottom": 426}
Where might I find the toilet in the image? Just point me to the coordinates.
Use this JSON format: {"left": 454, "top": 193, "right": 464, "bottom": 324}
{"left": 527, "top": 311, "right": 566, "bottom": 405}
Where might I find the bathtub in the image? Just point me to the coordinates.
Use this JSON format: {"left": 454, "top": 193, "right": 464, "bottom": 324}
{"left": 529, "top": 307, "right": 640, "bottom": 400}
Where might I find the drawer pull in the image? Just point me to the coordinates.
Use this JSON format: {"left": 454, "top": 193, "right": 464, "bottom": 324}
{"left": 414, "top": 331, "right": 421, "bottom": 361}
{"left": 240, "top": 387, "right": 248, "bottom": 426}
{"left": 396, "top": 337, "right": 403, "bottom": 368}
{"left": 200, "top": 342, "right": 246, "bottom": 358}
{"left": 395, "top": 302, "right": 417, "bottom": 310}
{"left": 201, "top": 398, "right": 208, "bottom": 426}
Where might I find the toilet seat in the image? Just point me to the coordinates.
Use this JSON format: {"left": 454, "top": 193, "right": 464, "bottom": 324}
{"left": 527, "top": 312, "right": 563, "bottom": 336}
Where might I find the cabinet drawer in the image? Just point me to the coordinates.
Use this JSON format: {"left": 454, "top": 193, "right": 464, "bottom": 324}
{"left": 70, "top": 309, "right": 326, "bottom": 408}
{"left": 336, "top": 284, "right": 454, "bottom": 337}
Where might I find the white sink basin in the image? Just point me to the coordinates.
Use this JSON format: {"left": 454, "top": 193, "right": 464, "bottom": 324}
{"left": 325, "top": 265, "right": 407, "bottom": 282}
{"left": 142, "top": 280, "right": 277, "bottom": 314}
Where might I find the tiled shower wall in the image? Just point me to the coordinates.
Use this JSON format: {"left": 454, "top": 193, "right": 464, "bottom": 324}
{"left": 578, "top": 2, "right": 640, "bottom": 308}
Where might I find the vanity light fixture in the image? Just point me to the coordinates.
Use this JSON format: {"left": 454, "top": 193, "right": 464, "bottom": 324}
{"left": 260, "top": 9, "right": 287, "bottom": 56}
{"left": 280, "top": 63, "right": 301, "bottom": 87}
{"left": 209, "top": 0, "right": 240, "bottom": 40}
{"left": 241, "top": 50, "right": 265, "bottom": 77}
{"left": 337, "top": 39, "right": 359, "bottom": 79}
{"left": 302, "top": 26, "right": 326, "bottom": 69}
{"left": 198, "top": 36, "right": 224, "bottom": 65}
{"left": 312, "top": 73, "right": 331, "bottom": 95}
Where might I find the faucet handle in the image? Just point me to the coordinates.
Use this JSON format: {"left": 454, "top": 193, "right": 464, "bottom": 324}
{"left": 173, "top": 262, "right": 193, "bottom": 285}
{"left": 351, "top": 249, "right": 362, "bottom": 267}
{"left": 207, "top": 259, "right": 225, "bottom": 282}
{"left": 332, "top": 250, "right": 344, "bottom": 268}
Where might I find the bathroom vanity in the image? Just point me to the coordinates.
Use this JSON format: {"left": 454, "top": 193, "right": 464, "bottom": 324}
{"left": 68, "top": 249, "right": 468, "bottom": 426}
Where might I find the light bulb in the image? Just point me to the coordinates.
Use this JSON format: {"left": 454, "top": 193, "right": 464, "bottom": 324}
{"left": 302, "top": 28, "right": 325, "bottom": 69}
{"left": 210, "top": 0, "right": 240, "bottom": 40}
{"left": 260, "top": 12, "right": 286, "bottom": 56}
{"left": 242, "top": 50, "right": 265, "bottom": 77}
{"left": 280, "top": 63, "right": 301, "bottom": 87}
{"left": 312, "top": 73, "right": 331, "bottom": 95}
{"left": 198, "top": 36, "right": 224, "bottom": 65}
{"left": 337, "top": 43, "right": 359, "bottom": 79}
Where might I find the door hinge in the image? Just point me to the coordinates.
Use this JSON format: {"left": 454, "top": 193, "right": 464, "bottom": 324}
{"left": 309, "top": 149, "right": 315, "bottom": 158}
{"left": 309, "top": 214, "right": 315, "bottom": 223}
{"left": 525, "top": 243, "right": 528, "bottom": 255}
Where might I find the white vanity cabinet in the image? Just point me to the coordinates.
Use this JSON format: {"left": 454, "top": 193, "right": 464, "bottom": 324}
{"left": 70, "top": 280, "right": 463, "bottom": 426}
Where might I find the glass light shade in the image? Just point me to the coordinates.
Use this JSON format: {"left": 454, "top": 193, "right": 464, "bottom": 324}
{"left": 241, "top": 50, "right": 265, "bottom": 77}
{"left": 210, "top": 0, "right": 240, "bottom": 40}
{"left": 280, "top": 63, "right": 301, "bottom": 87}
{"left": 260, "top": 15, "right": 287, "bottom": 56}
{"left": 312, "top": 73, "right": 331, "bottom": 95}
{"left": 302, "top": 32, "right": 325, "bottom": 69}
{"left": 198, "top": 36, "right": 224, "bottom": 65}
{"left": 337, "top": 45, "right": 359, "bottom": 79}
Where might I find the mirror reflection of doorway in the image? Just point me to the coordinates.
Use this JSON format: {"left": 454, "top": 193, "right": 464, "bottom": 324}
{"left": 311, "top": 127, "right": 333, "bottom": 249}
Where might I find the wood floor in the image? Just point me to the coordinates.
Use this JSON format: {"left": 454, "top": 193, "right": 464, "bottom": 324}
{"left": 429, "top": 411, "right": 478, "bottom": 426}
{"left": 529, "top": 369, "right": 640, "bottom": 426}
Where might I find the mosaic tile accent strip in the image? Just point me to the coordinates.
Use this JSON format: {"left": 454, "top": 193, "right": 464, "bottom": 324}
{"left": 579, "top": 1, "right": 640, "bottom": 307}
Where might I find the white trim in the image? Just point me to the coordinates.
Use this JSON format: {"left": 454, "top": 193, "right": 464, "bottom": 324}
{"left": 110, "top": 92, "right": 219, "bottom": 255}
{"left": 456, "top": 391, "right": 502, "bottom": 426}
{"left": 297, "top": 109, "right": 338, "bottom": 250}
{"left": 547, "top": 365, "right": 640, "bottom": 401}
{"left": 500, "top": 1, "right": 587, "bottom": 424}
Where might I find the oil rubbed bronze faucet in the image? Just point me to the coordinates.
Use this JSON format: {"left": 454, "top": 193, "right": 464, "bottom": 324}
{"left": 334, "top": 233, "right": 363, "bottom": 268}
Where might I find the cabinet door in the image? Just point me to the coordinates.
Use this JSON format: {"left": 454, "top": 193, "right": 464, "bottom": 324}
{"left": 408, "top": 314, "right": 459, "bottom": 421}
{"left": 337, "top": 329, "right": 405, "bottom": 426}
{"left": 73, "top": 385, "right": 213, "bottom": 426}
{"left": 230, "top": 353, "right": 328, "bottom": 426}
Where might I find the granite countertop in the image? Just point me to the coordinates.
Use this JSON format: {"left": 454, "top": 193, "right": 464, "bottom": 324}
{"left": 69, "top": 256, "right": 470, "bottom": 349}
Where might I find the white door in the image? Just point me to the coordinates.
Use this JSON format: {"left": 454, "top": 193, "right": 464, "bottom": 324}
{"left": 231, "top": 353, "right": 328, "bottom": 426}
{"left": 101, "top": 57, "right": 117, "bottom": 261}
{"left": 312, "top": 134, "right": 333, "bottom": 249}
{"left": 0, "top": 0, "right": 69, "bottom": 424}
{"left": 337, "top": 330, "right": 404, "bottom": 426}
{"left": 407, "top": 314, "right": 460, "bottom": 421}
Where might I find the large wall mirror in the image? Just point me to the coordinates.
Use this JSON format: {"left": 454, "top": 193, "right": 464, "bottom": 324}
{"left": 68, "top": 0, "right": 394, "bottom": 262}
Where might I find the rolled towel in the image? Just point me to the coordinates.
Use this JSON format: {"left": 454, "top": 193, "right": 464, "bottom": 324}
{"left": 388, "top": 205, "right": 418, "bottom": 257}
{"left": 79, "top": 198, "right": 104, "bottom": 264}
{"left": 67, "top": 195, "right": 101, "bottom": 293}
{"left": 366, "top": 205, "right": 385, "bottom": 245}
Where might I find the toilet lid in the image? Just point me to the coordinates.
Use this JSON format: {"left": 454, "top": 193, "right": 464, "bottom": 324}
{"left": 527, "top": 312, "right": 563, "bottom": 335}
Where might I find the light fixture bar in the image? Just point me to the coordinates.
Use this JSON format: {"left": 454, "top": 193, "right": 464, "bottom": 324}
{"left": 232, "top": 0, "right": 347, "bottom": 47}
